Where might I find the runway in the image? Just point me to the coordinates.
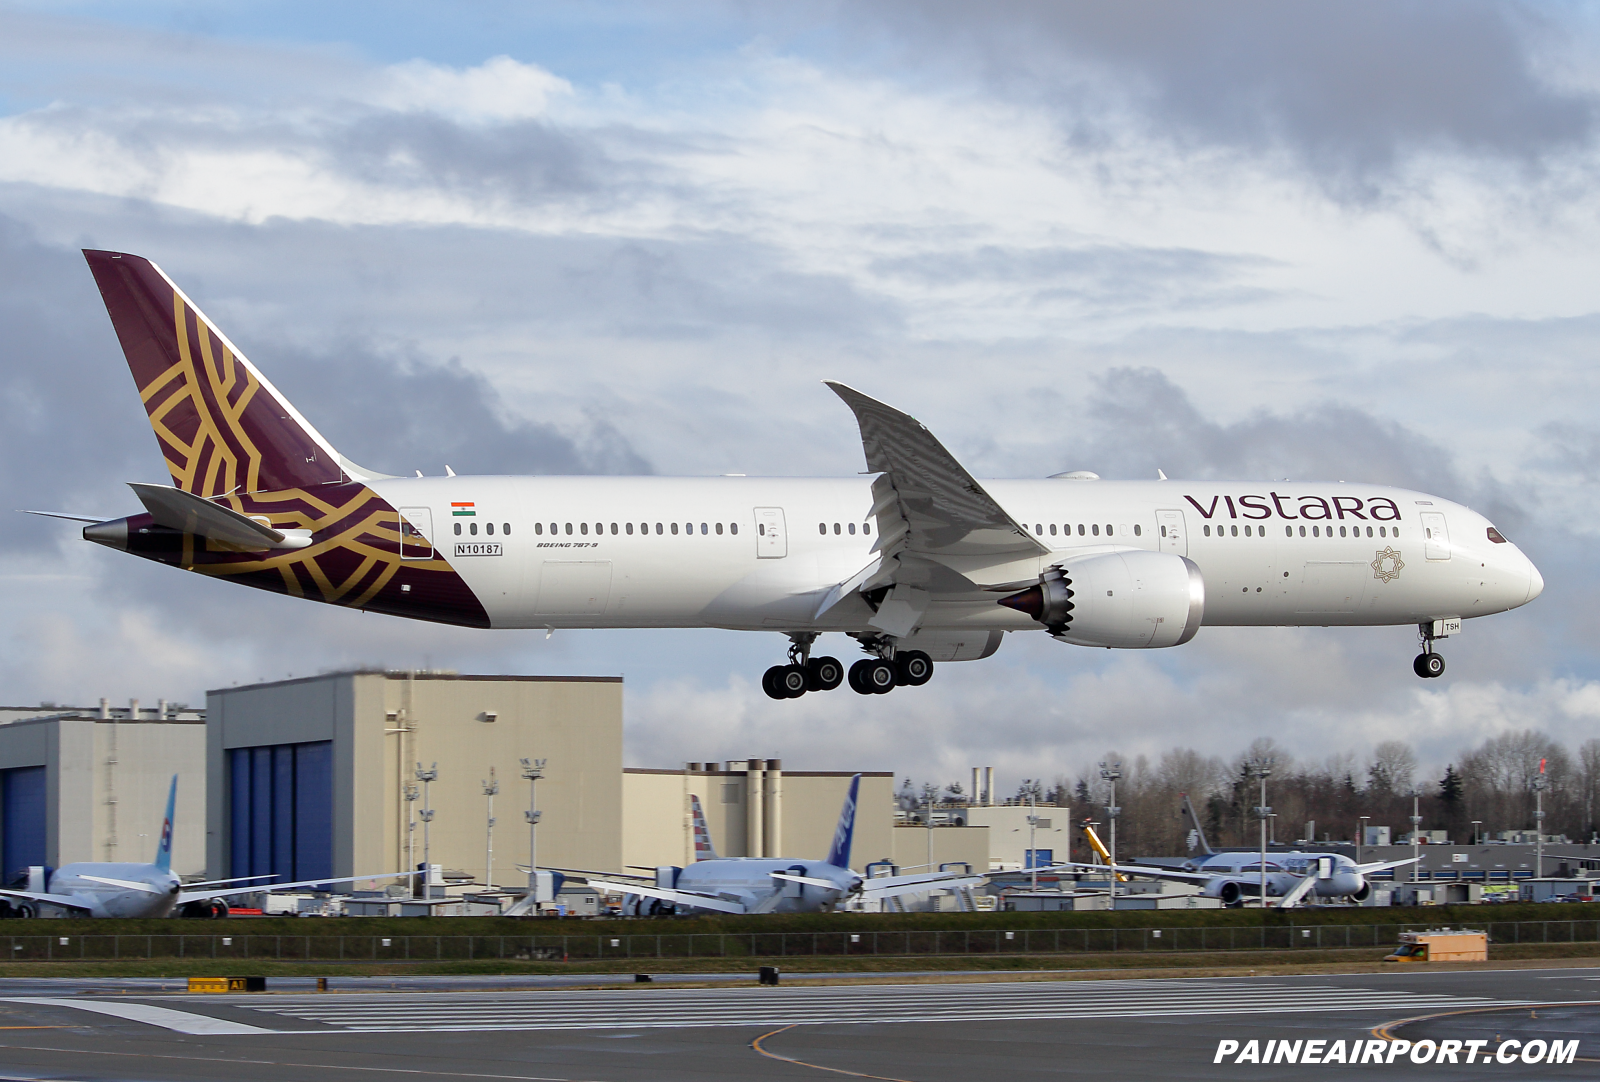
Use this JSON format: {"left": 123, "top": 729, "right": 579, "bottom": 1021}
{"left": 0, "top": 967, "right": 1593, "bottom": 1080}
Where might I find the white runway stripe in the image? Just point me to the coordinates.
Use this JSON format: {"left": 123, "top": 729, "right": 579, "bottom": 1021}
{"left": 239, "top": 981, "right": 1523, "bottom": 1033}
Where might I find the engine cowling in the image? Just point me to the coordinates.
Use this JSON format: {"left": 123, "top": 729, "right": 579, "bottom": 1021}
{"left": 998, "top": 550, "right": 1205, "bottom": 648}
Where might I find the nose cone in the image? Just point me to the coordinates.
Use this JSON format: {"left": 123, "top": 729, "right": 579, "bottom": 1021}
{"left": 1525, "top": 557, "right": 1544, "bottom": 604}
{"left": 82, "top": 518, "right": 128, "bottom": 551}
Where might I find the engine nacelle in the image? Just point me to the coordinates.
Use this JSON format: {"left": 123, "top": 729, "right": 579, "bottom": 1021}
{"left": 998, "top": 550, "right": 1204, "bottom": 649}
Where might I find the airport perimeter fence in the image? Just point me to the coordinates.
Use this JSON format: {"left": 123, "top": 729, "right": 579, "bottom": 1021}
{"left": 1, "top": 919, "right": 1598, "bottom": 962}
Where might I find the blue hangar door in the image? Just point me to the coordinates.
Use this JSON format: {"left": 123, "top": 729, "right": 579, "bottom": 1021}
{"left": 1, "top": 766, "right": 46, "bottom": 883}
{"left": 228, "top": 741, "right": 333, "bottom": 884}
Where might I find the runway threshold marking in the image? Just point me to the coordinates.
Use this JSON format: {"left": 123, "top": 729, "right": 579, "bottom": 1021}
{"left": 752, "top": 1023, "right": 917, "bottom": 1081}
{"left": 2, "top": 998, "right": 272, "bottom": 1034}
{"left": 1371, "top": 1001, "right": 1600, "bottom": 1063}
{"left": 0, "top": 1043, "right": 587, "bottom": 1081}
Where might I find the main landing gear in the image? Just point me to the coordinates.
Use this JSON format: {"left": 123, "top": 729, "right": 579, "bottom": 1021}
{"left": 1413, "top": 623, "right": 1447, "bottom": 679}
{"left": 761, "top": 633, "right": 934, "bottom": 699}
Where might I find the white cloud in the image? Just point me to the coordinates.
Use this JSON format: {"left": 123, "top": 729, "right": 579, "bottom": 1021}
{"left": 366, "top": 56, "right": 573, "bottom": 124}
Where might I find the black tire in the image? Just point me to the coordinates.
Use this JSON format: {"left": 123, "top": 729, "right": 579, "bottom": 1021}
{"left": 865, "top": 658, "right": 897, "bottom": 694}
{"left": 761, "top": 665, "right": 788, "bottom": 700}
{"left": 778, "top": 664, "right": 808, "bottom": 698}
{"left": 14, "top": 904, "right": 34, "bottom": 919}
{"left": 847, "top": 659, "right": 876, "bottom": 695}
{"left": 1414, "top": 652, "right": 1445, "bottom": 678}
{"left": 210, "top": 900, "right": 230, "bottom": 919}
{"left": 806, "top": 656, "right": 844, "bottom": 692}
{"left": 0, "top": 901, "right": 13, "bottom": 919}
{"left": 895, "top": 650, "right": 934, "bottom": 687}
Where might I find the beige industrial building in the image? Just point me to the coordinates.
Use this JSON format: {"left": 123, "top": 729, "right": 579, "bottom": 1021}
{"left": 623, "top": 763, "right": 896, "bottom": 870}
{"left": 205, "top": 671, "right": 623, "bottom": 889}
{"left": 0, "top": 701, "right": 206, "bottom": 878}
{"left": 965, "top": 805, "right": 1072, "bottom": 870}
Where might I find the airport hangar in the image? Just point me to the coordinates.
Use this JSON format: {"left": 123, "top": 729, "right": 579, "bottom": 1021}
{"left": 0, "top": 670, "right": 989, "bottom": 894}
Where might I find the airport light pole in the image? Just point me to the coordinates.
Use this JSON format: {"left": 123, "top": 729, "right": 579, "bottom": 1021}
{"left": 483, "top": 768, "right": 499, "bottom": 890}
{"left": 1250, "top": 758, "right": 1273, "bottom": 908}
{"left": 1100, "top": 762, "right": 1122, "bottom": 904}
{"left": 521, "top": 757, "right": 546, "bottom": 906}
{"left": 416, "top": 763, "right": 438, "bottom": 899}
{"left": 404, "top": 783, "right": 420, "bottom": 897}
{"left": 1357, "top": 815, "right": 1370, "bottom": 866}
{"left": 1533, "top": 761, "right": 1548, "bottom": 880}
{"left": 1471, "top": 820, "right": 1482, "bottom": 846}
{"left": 1410, "top": 790, "right": 1423, "bottom": 892}
{"left": 1027, "top": 791, "right": 1039, "bottom": 894}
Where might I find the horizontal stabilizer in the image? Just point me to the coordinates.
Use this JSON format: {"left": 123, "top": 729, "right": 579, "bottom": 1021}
{"left": 19, "top": 510, "right": 109, "bottom": 524}
{"left": 0, "top": 888, "right": 92, "bottom": 911}
{"left": 176, "top": 870, "right": 411, "bottom": 904}
{"left": 129, "top": 483, "right": 310, "bottom": 550}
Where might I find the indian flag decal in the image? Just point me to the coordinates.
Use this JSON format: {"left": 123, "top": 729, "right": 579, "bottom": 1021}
{"left": 451, "top": 501, "right": 476, "bottom": 517}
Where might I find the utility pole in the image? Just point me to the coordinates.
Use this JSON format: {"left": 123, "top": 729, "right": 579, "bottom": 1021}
{"left": 483, "top": 767, "right": 499, "bottom": 890}
{"left": 925, "top": 790, "right": 934, "bottom": 873}
{"left": 1100, "top": 762, "right": 1122, "bottom": 904}
{"left": 416, "top": 763, "right": 437, "bottom": 899}
{"left": 1357, "top": 815, "right": 1370, "bottom": 866}
{"left": 404, "top": 783, "right": 419, "bottom": 897}
{"left": 1471, "top": 820, "right": 1481, "bottom": 847}
{"left": 1250, "top": 758, "right": 1273, "bottom": 908}
{"left": 1410, "top": 790, "right": 1423, "bottom": 894}
{"left": 521, "top": 757, "right": 546, "bottom": 906}
{"left": 1533, "top": 759, "right": 1548, "bottom": 880}
{"left": 1027, "top": 790, "right": 1039, "bottom": 894}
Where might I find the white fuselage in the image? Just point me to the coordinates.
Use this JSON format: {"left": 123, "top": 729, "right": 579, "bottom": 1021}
{"left": 366, "top": 476, "right": 1541, "bottom": 634}
{"left": 42, "top": 863, "right": 181, "bottom": 918}
{"left": 1190, "top": 852, "right": 1369, "bottom": 899}
{"left": 670, "top": 858, "right": 856, "bottom": 914}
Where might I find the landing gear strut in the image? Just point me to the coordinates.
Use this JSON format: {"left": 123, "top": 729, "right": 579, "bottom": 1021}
{"left": 762, "top": 634, "right": 844, "bottom": 700}
{"left": 1413, "top": 623, "right": 1446, "bottom": 679}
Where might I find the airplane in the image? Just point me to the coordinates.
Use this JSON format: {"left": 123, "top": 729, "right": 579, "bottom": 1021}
{"left": 0, "top": 777, "right": 405, "bottom": 918}
{"left": 584, "top": 776, "right": 985, "bottom": 914}
{"left": 1049, "top": 796, "right": 1416, "bottom": 907}
{"left": 39, "top": 250, "right": 1543, "bottom": 698}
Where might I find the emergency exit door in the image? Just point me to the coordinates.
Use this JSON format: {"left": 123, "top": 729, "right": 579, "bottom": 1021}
{"left": 1421, "top": 512, "right": 1450, "bottom": 560}
{"left": 1156, "top": 510, "right": 1187, "bottom": 556}
{"left": 754, "top": 508, "right": 787, "bottom": 558}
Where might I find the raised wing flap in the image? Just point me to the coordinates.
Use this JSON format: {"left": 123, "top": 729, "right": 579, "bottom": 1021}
{"left": 826, "top": 381, "right": 1048, "bottom": 561}
{"left": 129, "top": 482, "right": 285, "bottom": 548}
{"left": 583, "top": 878, "right": 749, "bottom": 914}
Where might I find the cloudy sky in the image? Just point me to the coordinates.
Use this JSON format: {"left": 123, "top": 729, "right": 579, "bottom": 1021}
{"left": 4, "top": 0, "right": 1599, "bottom": 796}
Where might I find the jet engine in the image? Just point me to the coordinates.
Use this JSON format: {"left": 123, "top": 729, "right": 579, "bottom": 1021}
{"left": 998, "top": 550, "right": 1205, "bottom": 649}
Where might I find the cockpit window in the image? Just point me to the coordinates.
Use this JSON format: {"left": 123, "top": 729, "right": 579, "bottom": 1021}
{"left": 1487, "top": 527, "right": 1508, "bottom": 544}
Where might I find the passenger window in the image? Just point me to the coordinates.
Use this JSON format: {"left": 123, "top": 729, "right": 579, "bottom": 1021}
{"left": 834, "top": 523, "right": 841, "bottom": 535}
{"left": 1339, "top": 526, "right": 1346, "bottom": 537}
{"left": 1092, "top": 524, "right": 1100, "bottom": 536}
{"left": 863, "top": 523, "right": 870, "bottom": 535}
{"left": 1078, "top": 524, "right": 1085, "bottom": 536}
{"left": 1106, "top": 524, "right": 1113, "bottom": 535}
{"left": 655, "top": 523, "right": 663, "bottom": 534}
{"left": 597, "top": 523, "right": 604, "bottom": 535}
{"left": 454, "top": 522, "right": 462, "bottom": 536}
{"left": 1035, "top": 524, "right": 1042, "bottom": 535}
{"left": 685, "top": 523, "right": 692, "bottom": 535}
{"left": 1366, "top": 526, "right": 1373, "bottom": 538}
{"left": 1204, "top": 525, "right": 1211, "bottom": 537}
{"left": 672, "top": 523, "right": 679, "bottom": 535}
{"left": 1133, "top": 524, "right": 1141, "bottom": 536}
{"left": 701, "top": 523, "right": 708, "bottom": 534}
{"left": 1242, "top": 525, "right": 1250, "bottom": 536}
{"left": 626, "top": 522, "right": 634, "bottom": 535}
{"left": 486, "top": 522, "right": 494, "bottom": 536}
{"left": 504, "top": 523, "right": 511, "bottom": 536}
{"left": 716, "top": 523, "right": 723, "bottom": 535}
{"left": 848, "top": 523, "right": 856, "bottom": 535}
{"left": 1049, "top": 524, "right": 1057, "bottom": 536}
{"left": 730, "top": 523, "right": 738, "bottom": 535}
{"left": 611, "top": 523, "right": 619, "bottom": 535}
{"left": 565, "top": 523, "right": 573, "bottom": 535}
{"left": 470, "top": 522, "right": 478, "bottom": 536}
{"left": 535, "top": 522, "right": 543, "bottom": 535}
{"left": 580, "top": 523, "right": 588, "bottom": 535}
{"left": 1298, "top": 525, "right": 1306, "bottom": 537}
{"left": 1286, "top": 526, "right": 1292, "bottom": 537}
{"left": 819, "top": 523, "right": 826, "bottom": 535}
{"left": 1379, "top": 526, "right": 1386, "bottom": 537}
{"left": 1230, "top": 525, "right": 1237, "bottom": 537}
{"left": 1392, "top": 528, "right": 1400, "bottom": 538}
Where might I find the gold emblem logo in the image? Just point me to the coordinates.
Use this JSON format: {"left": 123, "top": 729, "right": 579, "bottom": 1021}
{"left": 1371, "top": 547, "right": 1404, "bottom": 583}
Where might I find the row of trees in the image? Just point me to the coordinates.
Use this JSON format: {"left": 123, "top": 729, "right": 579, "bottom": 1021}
{"left": 899, "top": 730, "right": 1600, "bottom": 858}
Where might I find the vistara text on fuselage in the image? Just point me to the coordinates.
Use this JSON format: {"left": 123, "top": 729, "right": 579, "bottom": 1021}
{"left": 53, "top": 250, "right": 1542, "bottom": 698}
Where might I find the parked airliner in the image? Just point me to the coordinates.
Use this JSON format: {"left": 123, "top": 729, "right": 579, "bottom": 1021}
{"left": 0, "top": 778, "right": 403, "bottom": 918}
{"left": 586, "top": 776, "right": 983, "bottom": 914}
{"left": 37, "top": 251, "right": 1543, "bottom": 697}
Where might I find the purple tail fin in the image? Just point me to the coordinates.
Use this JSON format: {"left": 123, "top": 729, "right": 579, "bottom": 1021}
{"left": 84, "top": 250, "right": 346, "bottom": 497}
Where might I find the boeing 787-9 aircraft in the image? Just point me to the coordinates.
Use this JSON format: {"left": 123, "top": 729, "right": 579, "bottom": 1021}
{"left": 35, "top": 251, "right": 1543, "bottom": 698}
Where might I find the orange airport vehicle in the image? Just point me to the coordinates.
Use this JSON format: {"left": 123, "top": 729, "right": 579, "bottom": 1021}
{"left": 1383, "top": 929, "right": 1488, "bottom": 963}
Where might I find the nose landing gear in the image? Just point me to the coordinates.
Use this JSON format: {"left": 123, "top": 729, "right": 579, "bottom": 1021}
{"left": 1413, "top": 623, "right": 1446, "bottom": 679}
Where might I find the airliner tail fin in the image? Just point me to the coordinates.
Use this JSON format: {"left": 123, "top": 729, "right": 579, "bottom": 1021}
{"left": 154, "top": 775, "right": 176, "bottom": 873}
{"left": 689, "top": 794, "right": 718, "bottom": 861}
{"left": 824, "top": 774, "right": 861, "bottom": 869}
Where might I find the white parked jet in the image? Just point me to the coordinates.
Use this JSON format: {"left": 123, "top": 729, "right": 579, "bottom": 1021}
{"left": 0, "top": 778, "right": 402, "bottom": 918}
{"left": 54, "top": 251, "right": 1543, "bottom": 697}
{"left": 587, "top": 776, "right": 983, "bottom": 914}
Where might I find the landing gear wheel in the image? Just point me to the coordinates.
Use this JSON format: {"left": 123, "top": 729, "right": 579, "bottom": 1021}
{"left": 762, "top": 666, "right": 787, "bottom": 700}
{"left": 849, "top": 659, "right": 896, "bottom": 695}
{"left": 14, "top": 904, "right": 34, "bottom": 919}
{"left": 805, "top": 656, "right": 844, "bottom": 692}
{"left": 1413, "top": 652, "right": 1445, "bottom": 679}
{"left": 895, "top": 650, "right": 934, "bottom": 687}
{"left": 778, "top": 664, "right": 808, "bottom": 697}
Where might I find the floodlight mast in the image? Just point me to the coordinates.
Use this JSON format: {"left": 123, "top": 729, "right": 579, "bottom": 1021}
{"left": 1250, "top": 758, "right": 1273, "bottom": 908}
{"left": 404, "top": 783, "right": 420, "bottom": 898}
{"left": 521, "top": 757, "right": 547, "bottom": 906}
{"left": 416, "top": 762, "right": 438, "bottom": 899}
{"left": 1099, "top": 762, "right": 1122, "bottom": 904}
{"left": 483, "top": 767, "right": 499, "bottom": 890}
{"left": 1533, "top": 763, "right": 1549, "bottom": 879}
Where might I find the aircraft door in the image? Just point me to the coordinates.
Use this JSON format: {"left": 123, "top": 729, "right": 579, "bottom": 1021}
{"left": 398, "top": 507, "right": 434, "bottom": 559}
{"left": 1155, "top": 509, "right": 1187, "bottom": 556}
{"left": 754, "top": 508, "right": 787, "bottom": 558}
{"left": 1421, "top": 512, "right": 1450, "bottom": 560}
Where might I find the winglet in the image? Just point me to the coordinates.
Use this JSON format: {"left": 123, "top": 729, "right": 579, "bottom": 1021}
{"left": 824, "top": 774, "right": 861, "bottom": 869}
{"left": 154, "top": 775, "right": 176, "bottom": 872}
{"left": 689, "top": 794, "right": 718, "bottom": 861}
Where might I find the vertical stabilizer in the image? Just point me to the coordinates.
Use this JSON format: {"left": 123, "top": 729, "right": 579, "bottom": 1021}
{"left": 689, "top": 794, "right": 718, "bottom": 861}
{"left": 1181, "top": 792, "right": 1214, "bottom": 856}
{"left": 155, "top": 775, "right": 177, "bottom": 872}
{"left": 824, "top": 774, "right": 862, "bottom": 869}
{"left": 82, "top": 250, "right": 362, "bottom": 497}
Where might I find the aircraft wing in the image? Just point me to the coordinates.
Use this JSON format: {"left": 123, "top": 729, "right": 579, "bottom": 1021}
{"left": 0, "top": 888, "right": 93, "bottom": 912}
{"left": 823, "top": 382, "right": 1048, "bottom": 633}
{"left": 1041, "top": 861, "right": 1217, "bottom": 884}
{"left": 583, "top": 879, "right": 749, "bottom": 915}
{"left": 859, "top": 871, "right": 988, "bottom": 900}
{"left": 176, "top": 871, "right": 410, "bottom": 904}
{"left": 770, "top": 872, "right": 840, "bottom": 890}
{"left": 1276, "top": 873, "right": 1321, "bottom": 908}
{"left": 1356, "top": 857, "right": 1420, "bottom": 874}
